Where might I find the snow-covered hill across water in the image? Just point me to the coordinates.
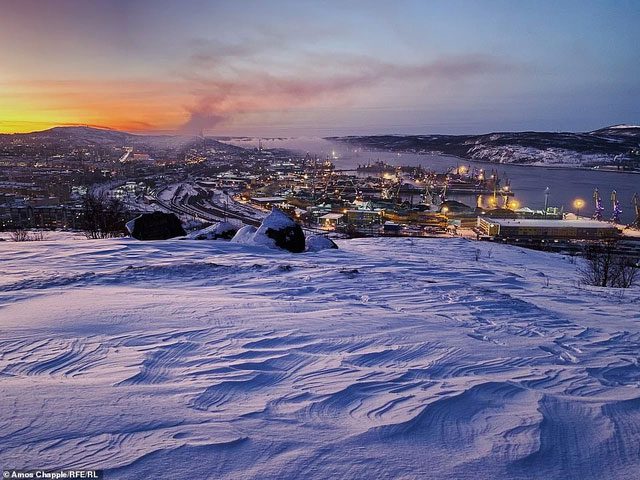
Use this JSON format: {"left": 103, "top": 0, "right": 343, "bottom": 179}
{"left": 331, "top": 125, "right": 640, "bottom": 168}
{"left": 1, "top": 234, "right": 639, "bottom": 479}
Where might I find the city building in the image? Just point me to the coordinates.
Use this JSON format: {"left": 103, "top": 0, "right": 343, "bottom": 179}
{"left": 477, "top": 217, "right": 621, "bottom": 240}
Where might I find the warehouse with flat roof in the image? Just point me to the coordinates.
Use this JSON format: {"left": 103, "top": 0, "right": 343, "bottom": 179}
{"left": 477, "top": 217, "right": 621, "bottom": 240}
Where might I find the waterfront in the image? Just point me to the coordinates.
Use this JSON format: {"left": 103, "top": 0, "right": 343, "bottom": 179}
{"left": 229, "top": 137, "right": 639, "bottom": 224}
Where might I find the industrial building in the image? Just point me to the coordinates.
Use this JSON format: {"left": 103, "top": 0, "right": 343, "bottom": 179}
{"left": 345, "top": 209, "right": 383, "bottom": 226}
{"left": 249, "top": 197, "right": 288, "bottom": 209}
{"left": 476, "top": 217, "right": 621, "bottom": 240}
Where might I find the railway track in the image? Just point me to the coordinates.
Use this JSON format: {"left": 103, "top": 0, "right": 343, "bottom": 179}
{"left": 152, "top": 186, "right": 261, "bottom": 227}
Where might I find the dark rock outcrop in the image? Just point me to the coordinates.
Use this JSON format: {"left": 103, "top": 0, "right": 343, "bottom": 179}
{"left": 230, "top": 210, "right": 305, "bottom": 253}
{"left": 126, "top": 211, "right": 186, "bottom": 240}
{"left": 255, "top": 209, "right": 305, "bottom": 253}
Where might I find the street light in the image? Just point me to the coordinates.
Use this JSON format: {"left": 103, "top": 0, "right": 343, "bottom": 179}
{"left": 573, "top": 198, "right": 585, "bottom": 217}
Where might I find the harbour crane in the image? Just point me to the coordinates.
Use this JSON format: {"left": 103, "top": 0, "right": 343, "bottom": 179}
{"left": 611, "top": 190, "right": 622, "bottom": 224}
{"left": 593, "top": 188, "right": 604, "bottom": 221}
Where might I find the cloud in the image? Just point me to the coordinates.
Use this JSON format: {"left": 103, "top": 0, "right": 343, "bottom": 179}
{"left": 180, "top": 96, "right": 228, "bottom": 134}
{"left": 2, "top": 27, "right": 520, "bottom": 135}
{"left": 179, "top": 48, "right": 518, "bottom": 133}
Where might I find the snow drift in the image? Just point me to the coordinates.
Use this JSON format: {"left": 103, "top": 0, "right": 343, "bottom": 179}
{"left": 0, "top": 235, "right": 639, "bottom": 479}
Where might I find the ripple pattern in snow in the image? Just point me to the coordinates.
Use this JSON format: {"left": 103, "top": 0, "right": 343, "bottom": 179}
{"left": 0, "top": 234, "right": 639, "bottom": 479}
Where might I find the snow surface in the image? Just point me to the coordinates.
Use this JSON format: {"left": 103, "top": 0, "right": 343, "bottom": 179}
{"left": 1, "top": 235, "right": 639, "bottom": 479}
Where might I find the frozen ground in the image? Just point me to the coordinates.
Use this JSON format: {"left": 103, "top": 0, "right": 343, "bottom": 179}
{"left": 0, "top": 235, "right": 639, "bottom": 479}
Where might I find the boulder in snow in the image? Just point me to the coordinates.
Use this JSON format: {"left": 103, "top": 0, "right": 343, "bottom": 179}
{"left": 306, "top": 235, "right": 338, "bottom": 252}
{"left": 231, "top": 209, "right": 305, "bottom": 253}
{"left": 126, "top": 211, "right": 186, "bottom": 240}
{"left": 187, "top": 221, "right": 238, "bottom": 240}
{"left": 254, "top": 209, "right": 305, "bottom": 253}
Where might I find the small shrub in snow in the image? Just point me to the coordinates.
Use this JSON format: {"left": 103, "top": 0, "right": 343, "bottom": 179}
{"left": 29, "top": 230, "right": 49, "bottom": 241}
{"left": 579, "top": 244, "right": 638, "bottom": 288}
{"left": 9, "top": 228, "right": 30, "bottom": 242}
{"left": 8, "top": 228, "right": 48, "bottom": 242}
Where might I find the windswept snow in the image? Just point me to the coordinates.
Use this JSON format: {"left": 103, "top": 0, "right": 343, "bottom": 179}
{"left": 0, "top": 235, "right": 639, "bottom": 479}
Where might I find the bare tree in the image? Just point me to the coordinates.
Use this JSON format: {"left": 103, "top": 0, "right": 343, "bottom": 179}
{"left": 579, "top": 243, "right": 638, "bottom": 288}
{"left": 81, "top": 192, "right": 129, "bottom": 239}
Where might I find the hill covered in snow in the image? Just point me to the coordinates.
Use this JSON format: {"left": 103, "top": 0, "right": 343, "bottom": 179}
{"left": 331, "top": 125, "right": 640, "bottom": 168}
{"left": 0, "top": 126, "right": 238, "bottom": 153}
{"left": 0, "top": 234, "right": 639, "bottom": 479}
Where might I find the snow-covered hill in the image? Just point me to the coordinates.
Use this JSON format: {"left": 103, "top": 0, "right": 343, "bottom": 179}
{"left": 332, "top": 126, "right": 640, "bottom": 168}
{"left": 1, "top": 235, "right": 639, "bottom": 479}
{"left": 0, "top": 126, "right": 236, "bottom": 152}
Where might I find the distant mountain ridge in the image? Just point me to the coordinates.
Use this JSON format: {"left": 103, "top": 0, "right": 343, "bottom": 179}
{"left": 0, "top": 126, "right": 225, "bottom": 151}
{"left": 2, "top": 125, "right": 639, "bottom": 168}
{"left": 329, "top": 125, "right": 640, "bottom": 169}
{"left": 2, "top": 126, "right": 136, "bottom": 142}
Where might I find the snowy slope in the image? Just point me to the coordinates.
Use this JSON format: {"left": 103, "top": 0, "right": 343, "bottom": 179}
{"left": 333, "top": 127, "right": 640, "bottom": 168}
{"left": 0, "top": 235, "right": 639, "bottom": 479}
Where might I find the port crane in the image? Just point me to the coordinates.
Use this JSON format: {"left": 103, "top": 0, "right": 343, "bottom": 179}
{"left": 611, "top": 190, "right": 622, "bottom": 223}
{"left": 593, "top": 188, "right": 604, "bottom": 221}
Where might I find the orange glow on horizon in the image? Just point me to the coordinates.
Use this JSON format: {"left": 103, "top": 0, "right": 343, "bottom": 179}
{"left": 0, "top": 79, "right": 191, "bottom": 134}
{"left": 0, "top": 70, "right": 367, "bottom": 135}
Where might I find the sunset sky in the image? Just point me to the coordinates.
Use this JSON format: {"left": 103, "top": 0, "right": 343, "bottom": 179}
{"left": 1, "top": 0, "right": 638, "bottom": 135}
